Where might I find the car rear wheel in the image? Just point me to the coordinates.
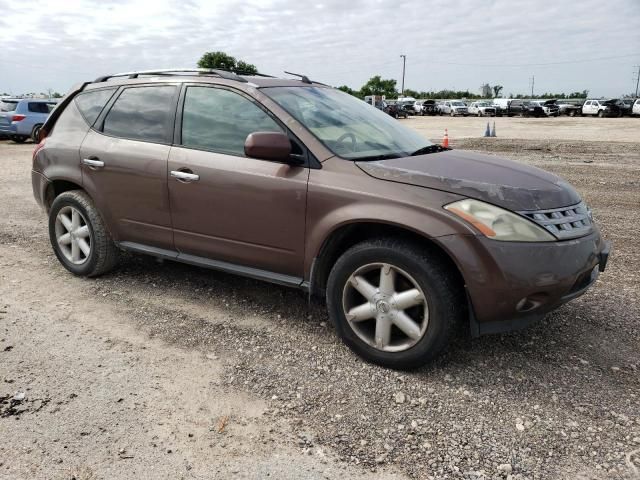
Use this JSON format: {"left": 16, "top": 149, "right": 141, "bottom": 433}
{"left": 598, "top": 110, "right": 605, "bottom": 118}
{"left": 326, "top": 239, "right": 464, "bottom": 369}
{"left": 49, "top": 190, "right": 119, "bottom": 277}
{"left": 31, "top": 124, "right": 42, "bottom": 142}
{"left": 12, "top": 135, "right": 27, "bottom": 143}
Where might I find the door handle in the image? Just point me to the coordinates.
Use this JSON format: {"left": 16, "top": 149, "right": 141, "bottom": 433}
{"left": 82, "top": 158, "right": 104, "bottom": 168}
{"left": 170, "top": 170, "right": 200, "bottom": 182}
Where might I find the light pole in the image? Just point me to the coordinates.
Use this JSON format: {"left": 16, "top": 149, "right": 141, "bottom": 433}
{"left": 400, "top": 55, "right": 406, "bottom": 96}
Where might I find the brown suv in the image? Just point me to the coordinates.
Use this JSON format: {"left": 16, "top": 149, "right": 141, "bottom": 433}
{"left": 32, "top": 69, "right": 610, "bottom": 369}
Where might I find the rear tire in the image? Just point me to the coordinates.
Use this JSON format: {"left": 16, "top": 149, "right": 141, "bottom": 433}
{"left": 12, "top": 136, "right": 27, "bottom": 143}
{"left": 326, "top": 239, "right": 464, "bottom": 369}
{"left": 31, "top": 124, "right": 42, "bottom": 142}
{"left": 48, "top": 190, "right": 119, "bottom": 277}
{"left": 598, "top": 110, "right": 605, "bottom": 118}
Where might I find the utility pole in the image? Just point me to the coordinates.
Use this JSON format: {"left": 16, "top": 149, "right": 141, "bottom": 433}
{"left": 400, "top": 55, "right": 406, "bottom": 96}
{"left": 530, "top": 75, "right": 535, "bottom": 97}
{"left": 634, "top": 66, "right": 640, "bottom": 98}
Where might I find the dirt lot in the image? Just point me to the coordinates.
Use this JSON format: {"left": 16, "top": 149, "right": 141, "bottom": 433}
{"left": 1, "top": 116, "right": 639, "bottom": 479}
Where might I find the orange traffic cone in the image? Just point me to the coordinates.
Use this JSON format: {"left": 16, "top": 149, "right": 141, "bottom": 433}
{"left": 442, "top": 128, "right": 449, "bottom": 148}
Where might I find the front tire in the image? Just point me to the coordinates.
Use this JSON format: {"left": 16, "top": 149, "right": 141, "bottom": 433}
{"left": 326, "top": 239, "right": 464, "bottom": 369}
{"left": 48, "top": 190, "right": 119, "bottom": 277}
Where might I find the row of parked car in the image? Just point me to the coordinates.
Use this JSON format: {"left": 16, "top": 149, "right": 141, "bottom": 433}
{"left": 384, "top": 97, "right": 640, "bottom": 119}
{"left": 0, "top": 97, "right": 58, "bottom": 142}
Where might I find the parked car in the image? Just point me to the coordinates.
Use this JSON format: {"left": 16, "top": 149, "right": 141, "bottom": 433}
{"left": 616, "top": 99, "right": 633, "bottom": 117}
{"left": 530, "top": 99, "right": 559, "bottom": 116}
{"left": 507, "top": 100, "right": 545, "bottom": 117}
{"left": 581, "top": 99, "right": 621, "bottom": 117}
{"left": 0, "top": 98, "right": 57, "bottom": 142}
{"left": 419, "top": 100, "right": 439, "bottom": 116}
{"left": 381, "top": 101, "right": 408, "bottom": 119}
{"left": 396, "top": 100, "right": 416, "bottom": 116}
{"left": 633, "top": 99, "right": 640, "bottom": 116}
{"left": 467, "top": 101, "right": 497, "bottom": 117}
{"left": 439, "top": 101, "right": 468, "bottom": 116}
{"left": 32, "top": 68, "right": 609, "bottom": 369}
{"left": 557, "top": 101, "right": 583, "bottom": 117}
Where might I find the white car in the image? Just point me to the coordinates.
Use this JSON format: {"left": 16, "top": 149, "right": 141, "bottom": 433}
{"left": 439, "top": 101, "right": 468, "bottom": 116}
{"left": 529, "top": 100, "right": 559, "bottom": 116}
{"left": 468, "top": 101, "right": 497, "bottom": 117}
{"left": 633, "top": 99, "right": 640, "bottom": 116}
{"left": 582, "top": 99, "right": 619, "bottom": 117}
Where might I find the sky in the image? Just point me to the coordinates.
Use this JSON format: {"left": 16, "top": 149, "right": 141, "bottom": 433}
{"left": 0, "top": 0, "right": 639, "bottom": 98}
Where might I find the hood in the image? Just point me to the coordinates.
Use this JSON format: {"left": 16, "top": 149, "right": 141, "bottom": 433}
{"left": 542, "top": 99, "right": 557, "bottom": 105}
{"left": 356, "top": 150, "right": 581, "bottom": 211}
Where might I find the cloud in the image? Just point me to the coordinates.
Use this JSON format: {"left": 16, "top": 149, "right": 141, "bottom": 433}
{"left": 0, "top": 0, "right": 638, "bottom": 96}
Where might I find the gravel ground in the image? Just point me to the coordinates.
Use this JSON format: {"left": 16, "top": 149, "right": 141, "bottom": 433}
{"left": 1, "top": 127, "right": 639, "bottom": 479}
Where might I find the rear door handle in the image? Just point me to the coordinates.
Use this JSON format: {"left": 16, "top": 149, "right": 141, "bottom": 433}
{"left": 170, "top": 170, "right": 200, "bottom": 182}
{"left": 82, "top": 158, "right": 104, "bottom": 168}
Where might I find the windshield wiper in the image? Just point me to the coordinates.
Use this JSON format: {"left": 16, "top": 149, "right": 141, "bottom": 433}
{"left": 410, "top": 144, "right": 450, "bottom": 156}
{"left": 352, "top": 153, "right": 404, "bottom": 162}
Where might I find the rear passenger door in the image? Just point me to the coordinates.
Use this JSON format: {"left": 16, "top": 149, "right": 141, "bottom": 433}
{"left": 80, "top": 84, "right": 179, "bottom": 250}
{"left": 167, "top": 85, "right": 309, "bottom": 280}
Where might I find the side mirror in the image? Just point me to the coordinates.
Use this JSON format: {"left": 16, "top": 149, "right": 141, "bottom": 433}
{"left": 244, "top": 131, "right": 294, "bottom": 163}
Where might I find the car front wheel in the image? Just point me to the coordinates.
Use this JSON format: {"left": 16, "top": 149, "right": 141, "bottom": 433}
{"left": 326, "top": 239, "right": 464, "bottom": 369}
{"left": 49, "top": 190, "right": 119, "bottom": 277}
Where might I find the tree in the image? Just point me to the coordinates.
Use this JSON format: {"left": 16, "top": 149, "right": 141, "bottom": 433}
{"left": 197, "top": 51, "right": 258, "bottom": 74}
{"left": 492, "top": 85, "right": 504, "bottom": 98}
{"left": 359, "top": 76, "right": 397, "bottom": 98}
{"left": 337, "top": 85, "right": 360, "bottom": 97}
{"left": 401, "top": 88, "right": 420, "bottom": 98}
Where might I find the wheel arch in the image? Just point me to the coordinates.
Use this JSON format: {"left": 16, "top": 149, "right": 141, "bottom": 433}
{"left": 45, "top": 179, "right": 87, "bottom": 211}
{"left": 308, "top": 221, "right": 467, "bottom": 303}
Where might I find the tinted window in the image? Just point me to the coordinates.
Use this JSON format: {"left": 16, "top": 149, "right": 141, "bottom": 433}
{"left": 103, "top": 86, "right": 177, "bottom": 143}
{"left": 75, "top": 88, "right": 116, "bottom": 126}
{"left": 28, "top": 102, "right": 51, "bottom": 114}
{"left": 181, "top": 86, "right": 283, "bottom": 155}
{"left": 0, "top": 101, "right": 18, "bottom": 112}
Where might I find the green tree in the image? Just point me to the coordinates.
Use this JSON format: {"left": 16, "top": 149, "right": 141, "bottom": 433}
{"left": 337, "top": 85, "right": 360, "bottom": 97}
{"left": 359, "top": 76, "right": 397, "bottom": 98}
{"left": 401, "top": 88, "right": 420, "bottom": 98}
{"left": 197, "top": 51, "right": 258, "bottom": 74}
{"left": 492, "top": 85, "right": 503, "bottom": 98}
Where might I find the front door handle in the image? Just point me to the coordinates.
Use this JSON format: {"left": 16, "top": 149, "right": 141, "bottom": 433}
{"left": 82, "top": 158, "right": 104, "bottom": 168}
{"left": 170, "top": 170, "right": 200, "bottom": 182}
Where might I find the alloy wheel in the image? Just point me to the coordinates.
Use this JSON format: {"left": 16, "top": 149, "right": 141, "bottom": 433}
{"left": 54, "top": 206, "right": 92, "bottom": 264}
{"left": 342, "top": 263, "right": 429, "bottom": 352}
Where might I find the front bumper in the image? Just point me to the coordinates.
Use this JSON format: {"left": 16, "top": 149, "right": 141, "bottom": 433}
{"left": 437, "top": 229, "right": 610, "bottom": 336}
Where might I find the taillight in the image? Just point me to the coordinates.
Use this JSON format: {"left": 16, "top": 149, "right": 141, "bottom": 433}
{"left": 33, "top": 137, "right": 46, "bottom": 162}
{"left": 11, "top": 114, "right": 26, "bottom": 122}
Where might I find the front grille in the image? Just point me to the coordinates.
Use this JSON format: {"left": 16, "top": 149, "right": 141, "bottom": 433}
{"left": 518, "top": 202, "right": 592, "bottom": 240}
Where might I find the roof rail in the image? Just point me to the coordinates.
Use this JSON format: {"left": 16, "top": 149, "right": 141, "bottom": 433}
{"left": 283, "top": 71, "right": 327, "bottom": 86}
{"left": 93, "top": 68, "right": 249, "bottom": 83}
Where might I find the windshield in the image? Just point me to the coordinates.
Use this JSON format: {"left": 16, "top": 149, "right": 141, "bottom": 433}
{"left": 263, "top": 86, "right": 433, "bottom": 160}
{"left": 451, "top": 101, "right": 465, "bottom": 106}
{"left": 0, "top": 101, "right": 18, "bottom": 112}
{"left": 477, "top": 102, "right": 491, "bottom": 107}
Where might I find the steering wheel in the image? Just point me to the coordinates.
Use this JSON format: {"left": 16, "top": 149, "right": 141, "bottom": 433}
{"left": 336, "top": 132, "right": 357, "bottom": 152}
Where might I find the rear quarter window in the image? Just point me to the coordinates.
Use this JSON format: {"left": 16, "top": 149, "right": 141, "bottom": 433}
{"left": 74, "top": 88, "right": 117, "bottom": 126}
{"left": 0, "top": 101, "right": 18, "bottom": 112}
{"left": 28, "top": 102, "right": 51, "bottom": 114}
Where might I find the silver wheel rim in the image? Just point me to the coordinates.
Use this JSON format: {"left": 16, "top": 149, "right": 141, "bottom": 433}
{"left": 54, "top": 206, "right": 92, "bottom": 265}
{"left": 342, "top": 263, "right": 429, "bottom": 353}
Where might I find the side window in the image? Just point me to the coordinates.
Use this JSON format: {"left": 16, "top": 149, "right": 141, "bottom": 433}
{"left": 103, "top": 86, "right": 177, "bottom": 143}
{"left": 28, "top": 102, "right": 50, "bottom": 114}
{"left": 181, "top": 86, "right": 283, "bottom": 156}
{"left": 75, "top": 88, "right": 117, "bottom": 126}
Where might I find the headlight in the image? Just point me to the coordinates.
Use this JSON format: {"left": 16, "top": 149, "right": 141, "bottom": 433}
{"left": 444, "top": 199, "right": 556, "bottom": 242}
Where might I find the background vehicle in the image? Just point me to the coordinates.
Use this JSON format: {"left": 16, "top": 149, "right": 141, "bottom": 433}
{"left": 616, "top": 99, "right": 633, "bottom": 117}
{"left": 582, "top": 99, "right": 621, "bottom": 117}
{"left": 396, "top": 100, "right": 416, "bottom": 116}
{"left": 530, "top": 99, "right": 559, "bottom": 116}
{"left": 633, "top": 99, "right": 640, "bottom": 116}
{"left": 32, "top": 68, "right": 609, "bottom": 369}
{"left": 419, "top": 100, "right": 439, "bottom": 116}
{"left": 507, "top": 100, "right": 545, "bottom": 117}
{"left": 467, "top": 101, "right": 496, "bottom": 117}
{"left": 381, "top": 101, "right": 408, "bottom": 119}
{"left": 557, "top": 101, "right": 583, "bottom": 117}
{"left": 0, "top": 98, "right": 57, "bottom": 142}
{"left": 439, "top": 101, "right": 468, "bottom": 116}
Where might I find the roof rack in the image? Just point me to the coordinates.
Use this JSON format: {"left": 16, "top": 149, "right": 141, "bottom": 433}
{"left": 93, "top": 68, "right": 250, "bottom": 83}
{"left": 284, "top": 71, "right": 327, "bottom": 86}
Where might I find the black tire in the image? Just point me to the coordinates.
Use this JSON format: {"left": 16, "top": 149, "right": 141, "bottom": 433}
{"left": 12, "top": 136, "right": 27, "bottom": 143}
{"left": 326, "top": 238, "right": 464, "bottom": 369}
{"left": 31, "top": 124, "right": 42, "bottom": 142}
{"left": 48, "top": 190, "right": 119, "bottom": 277}
{"left": 569, "top": 110, "right": 576, "bottom": 117}
{"left": 598, "top": 110, "right": 604, "bottom": 118}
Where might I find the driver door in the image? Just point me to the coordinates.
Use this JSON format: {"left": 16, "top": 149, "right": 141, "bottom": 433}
{"left": 168, "top": 85, "right": 309, "bottom": 279}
